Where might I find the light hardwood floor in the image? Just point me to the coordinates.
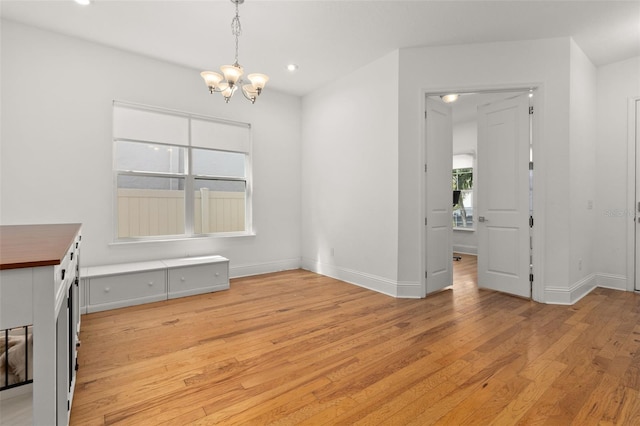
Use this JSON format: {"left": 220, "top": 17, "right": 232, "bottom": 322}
{"left": 70, "top": 254, "right": 640, "bottom": 425}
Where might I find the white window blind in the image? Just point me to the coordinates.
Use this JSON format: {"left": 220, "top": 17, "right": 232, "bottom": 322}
{"left": 191, "top": 118, "right": 251, "bottom": 153}
{"left": 113, "top": 101, "right": 251, "bottom": 152}
{"left": 113, "top": 105, "right": 189, "bottom": 146}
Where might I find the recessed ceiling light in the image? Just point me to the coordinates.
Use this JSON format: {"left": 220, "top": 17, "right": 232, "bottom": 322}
{"left": 287, "top": 64, "right": 299, "bottom": 72}
{"left": 75, "top": 0, "right": 91, "bottom": 5}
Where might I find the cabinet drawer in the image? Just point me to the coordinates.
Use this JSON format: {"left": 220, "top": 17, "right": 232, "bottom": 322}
{"left": 89, "top": 270, "right": 166, "bottom": 306}
{"left": 168, "top": 263, "right": 228, "bottom": 298}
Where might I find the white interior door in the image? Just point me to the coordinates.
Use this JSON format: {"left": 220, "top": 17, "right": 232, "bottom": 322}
{"left": 425, "top": 97, "right": 453, "bottom": 294}
{"left": 477, "top": 94, "right": 531, "bottom": 298}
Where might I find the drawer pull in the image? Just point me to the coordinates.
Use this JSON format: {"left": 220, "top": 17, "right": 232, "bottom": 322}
{"left": 181, "top": 277, "right": 186, "bottom": 282}
{"left": 61, "top": 269, "right": 66, "bottom": 280}
{"left": 215, "top": 272, "right": 219, "bottom": 277}
{"left": 104, "top": 287, "right": 110, "bottom": 293}
{"left": 148, "top": 281, "right": 154, "bottom": 286}
{"left": 70, "top": 252, "right": 74, "bottom": 260}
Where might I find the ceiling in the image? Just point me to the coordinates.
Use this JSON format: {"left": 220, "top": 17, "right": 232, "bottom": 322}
{"left": 1, "top": 1, "right": 639, "bottom": 97}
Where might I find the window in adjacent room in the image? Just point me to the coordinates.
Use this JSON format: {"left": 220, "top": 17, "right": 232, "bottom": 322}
{"left": 113, "top": 102, "right": 251, "bottom": 240}
{"left": 452, "top": 154, "right": 474, "bottom": 229}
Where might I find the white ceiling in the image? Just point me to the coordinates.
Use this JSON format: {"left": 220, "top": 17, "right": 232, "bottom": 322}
{"left": 2, "top": 1, "right": 639, "bottom": 97}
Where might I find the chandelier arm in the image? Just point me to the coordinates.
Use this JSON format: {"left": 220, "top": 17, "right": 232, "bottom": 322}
{"left": 241, "top": 89, "right": 257, "bottom": 104}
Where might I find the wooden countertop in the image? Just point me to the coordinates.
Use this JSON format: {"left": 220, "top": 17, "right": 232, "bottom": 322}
{"left": 0, "top": 223, "right": 82, "bottom": 270}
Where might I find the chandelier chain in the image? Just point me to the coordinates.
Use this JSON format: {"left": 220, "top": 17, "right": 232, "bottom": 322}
{"left": 231, "top": 1, "right": 242, "bottom": 65}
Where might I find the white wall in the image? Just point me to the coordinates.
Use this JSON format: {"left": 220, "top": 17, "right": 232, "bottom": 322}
{"left": 301, "top": 50, "right": 401, "bottom": 296}
{"left": 595, "top": 55, "right": 640, "bottom": 290}
{"left": 568, "top": 40, "right": 598, "bottom": 300}
{"left": 398, "top": 38, "right": 572, "bottom": 301}
{"left": 0, "top": 20, "right": 302, "bottom": 277}
{"left": 7, "top": 19, "right": 631, "bottom": 302}
{"left": 302, "top": 37, "right": 605, "bottom": 302}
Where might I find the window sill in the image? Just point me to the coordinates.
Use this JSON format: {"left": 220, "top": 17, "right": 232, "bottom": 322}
{"left": 109, "top": 232, "right": 256, "bottom": 246}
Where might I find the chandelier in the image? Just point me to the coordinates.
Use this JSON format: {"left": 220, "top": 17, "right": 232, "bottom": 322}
{"left": 200, "top": 0, "right": 268, "bottom": 104}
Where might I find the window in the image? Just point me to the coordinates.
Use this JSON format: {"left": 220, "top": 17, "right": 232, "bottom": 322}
{"left": 452, "top": 154, "right": 474, "bottom": 229}
{"left": 113, "top": 102, "right": 251, "bottom": 240}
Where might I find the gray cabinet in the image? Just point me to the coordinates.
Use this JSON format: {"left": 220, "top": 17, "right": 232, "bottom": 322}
{"left": 83, "top": 256, "right": 229, "bottom": 313}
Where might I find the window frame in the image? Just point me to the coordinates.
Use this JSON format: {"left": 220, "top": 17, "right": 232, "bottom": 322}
{"left": 112, "top": 101, "right": 253, "bottom": 242}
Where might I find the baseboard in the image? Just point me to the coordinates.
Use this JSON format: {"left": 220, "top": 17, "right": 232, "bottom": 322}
{"left": 596, "top": 273, "right": 627, "bottom": 291}
{"left": 397, "top": 281, "right": 423, "bottom": 298}
{"left": 230, "top": 258, "right": 301, "bottom": 278}
{"left": 301, "top": 257, "right": 412, "bottom": 298}
{"left": 452, "top": 245, "right": 477, "bottom": 255}
{"left": 544, "top": 273, "right": 597, "bottom": 305}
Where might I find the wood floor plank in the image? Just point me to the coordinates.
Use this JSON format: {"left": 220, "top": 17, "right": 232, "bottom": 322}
{"left": 69, "top": 256, "right": 640, "bottom": 425}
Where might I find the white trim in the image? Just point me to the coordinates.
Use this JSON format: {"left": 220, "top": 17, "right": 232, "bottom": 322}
{"left": 112, "top": 100, "right": 251, "bottom": 129}
{"left": 453, "top": 245, "right": 477, "bottom": 255}
{"left": 421, "top": 83, "right": 545, "bottom": 302}
{"left": 230, "top": 258, "right": 301, "bottom": 278}
{"left": 108, "top": 232, "right": 257, "bottom": 246}
{"left": 397, "top": 281, "right": 423, "bottom": 298}
{"left": 544, "top": 273, "right": 597, "bottom": 305}
{"left": 596, "top": 273, "right": 627, "bottom": 291}
{"left": 420, "top": 92, "right": 427, "bottom": 297}
{"left": 301, "top": 257, "right": 401, "bottom": 297}
{"left": 530, "top": 86, "right": 545, "bottom": 302}
{"left": 627, "top": 97, "right": 639, "bottom": 291}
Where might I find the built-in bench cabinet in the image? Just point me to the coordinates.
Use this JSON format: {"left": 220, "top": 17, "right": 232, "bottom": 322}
{"left": 81, "top": 255, "right": 229, "bottom": 313}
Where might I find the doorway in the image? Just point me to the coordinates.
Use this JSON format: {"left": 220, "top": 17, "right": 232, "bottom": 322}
{"left": 424, "top": 88, "right": 536, "bottom": 299}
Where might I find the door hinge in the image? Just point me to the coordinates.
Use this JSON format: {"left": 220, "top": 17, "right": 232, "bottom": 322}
{"left": 529, "top": 161, "right": 534, "bottom": 170}
{"left": 529, "top": 106, "right": 534, "bottom": 115}
{"left": 529, "top": 216, "right": 534, "bottom": 228}
{"left": 425, "top": 217, "right": 428, "bottom": 226}
{"left": 425, "top": 110, "right": 427, "bottom": 119}
{"left": 529, "top": 273, "right": 534, "bottom": 282}
{"left": 425, "top": 271, "right": 428, "bottom": 279}
{"left": 424, "top": 164, "right": 427, "bottom": 173}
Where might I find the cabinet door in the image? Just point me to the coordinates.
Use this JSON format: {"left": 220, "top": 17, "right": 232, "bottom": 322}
{"left": 168, "top": 263, "right": 229, "bottom": 299}
{"left": 88, "top": 270, "right": 166, "bottom": 311}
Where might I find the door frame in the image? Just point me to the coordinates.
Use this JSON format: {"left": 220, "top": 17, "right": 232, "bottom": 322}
{"left": 627, "top": 97, "right": 640, "bottom": 291}
{"left": 420, "top": 83, "right": 545, "bottom": 301}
